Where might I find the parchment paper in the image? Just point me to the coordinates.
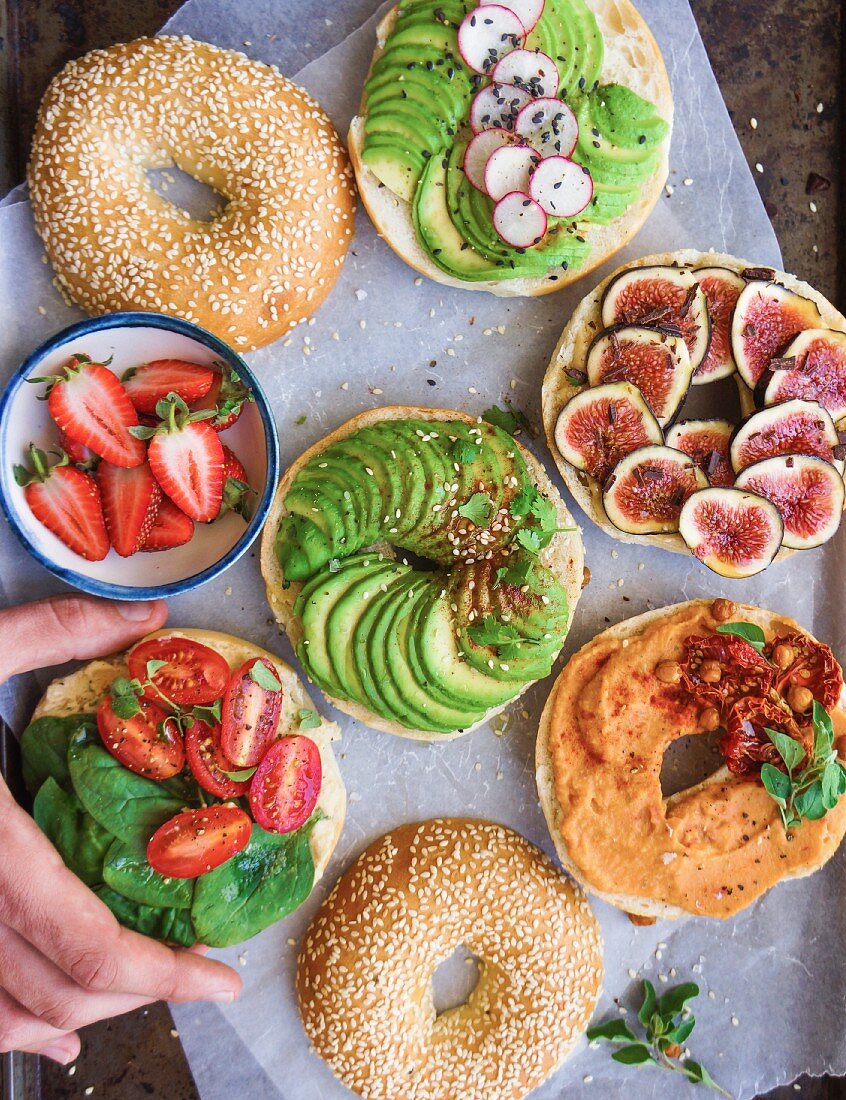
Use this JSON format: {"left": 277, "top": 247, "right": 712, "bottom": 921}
{"left": 1, "top": 0, "right": 844, "bottom": 1097}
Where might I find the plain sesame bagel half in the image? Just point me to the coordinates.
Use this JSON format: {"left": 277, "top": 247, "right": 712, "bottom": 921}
{"left": 349, "top": 0, "right": 672, "bottom": 295}
{"left": 260, "top": 406, "right": 585, "bottom": 741}
{"left": 536, "top": 598, "right": 846, "bottom": 920}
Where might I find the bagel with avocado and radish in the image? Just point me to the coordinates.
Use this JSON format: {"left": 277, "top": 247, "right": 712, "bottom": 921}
{"left": 21, "top": 629, "right": 345, "bottom": 948}
{"left": 261, "top": 407, "right": 584, "bottom": 741}
{"left": 349, "top": 0, "right": 672, "bottom": 294}
{"left": 542, "top": 249, "right": 846, "bottom": 578}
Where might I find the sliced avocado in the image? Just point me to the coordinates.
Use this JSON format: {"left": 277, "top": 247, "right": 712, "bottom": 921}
{"left": 381, "top": 22, "right": 458, "bottom": 55}
{"left": 360, "top": 139, "right": 425, "bottom": 203}
{"left": 354, "top": 570, "right": 418, "bottom": 722}
{"left": 526, "top": 0, "right": 604, "bottom": 96}
{"left": 275, "top": 511, "right": 333, "bottom": 583}
{"left": 368, "top": 421, "right": 428, "bottom": 540}
{"left": 308, "top": 446, "right": 382, "bottom": 542}
{"left": 394, "top": 0, "right": 470, "bottom": 28}
{"left": 363, "top": 104, "right": 444, "bottom": 156}
{"left": 290, "top": 471, "right": 361, "bottom": 559}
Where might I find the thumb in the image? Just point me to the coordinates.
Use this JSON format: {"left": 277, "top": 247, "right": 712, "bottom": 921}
{"left": 0, "top": 596, "right": 168, "bottom": 681}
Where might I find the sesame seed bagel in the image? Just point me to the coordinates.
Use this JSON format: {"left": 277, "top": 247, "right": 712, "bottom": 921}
{"left": 260, "top": 406, "right": 585, "bottom": 742}
{"left": 27, "top": 36, "right": 356, "bottom": 351}
{"left": 297, "top": 818, "right": 603, "bottom": 1100}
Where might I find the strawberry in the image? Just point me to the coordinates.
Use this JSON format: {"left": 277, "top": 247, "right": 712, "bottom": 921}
{"left": 31, "top": 354, "right": 146, "bottom": 468}
{"left": 14, "top": 445, "right": 109, "bottom": 561}
{"left": 139, "top": 395, "right": 224, "bottom": 522}
{"left": 58, "top": 428, "right": 97, "bottom": 470}
{"left": 122, "top": 359, "right": 215, "bottom": 415}
{"left": 190, "top": 365, "right": 252, "bottom": 432}
{"left": 141, "top": 497, "right": 194, "bottom": 552}
{"left": 98, "top": 461, "right": 162, "bottom": 557}
{"left": 219, "top": 446, "right": 254, "bottom": 520}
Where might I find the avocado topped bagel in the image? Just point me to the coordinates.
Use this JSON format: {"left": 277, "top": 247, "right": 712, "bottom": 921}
{"left": 349, "top": 0, "right": 672, "bottom": 293}
{"left": 261, "top": 407, "right": 584, "bottom": 740}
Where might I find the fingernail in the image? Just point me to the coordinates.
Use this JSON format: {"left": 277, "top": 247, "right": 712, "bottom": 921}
{"left": 39, "top": 1043, "right": 76, "bottom": 1065}
{"left": 206, "top": 990, "right": 237, "bottom": 1004}
{"left": 117, "top": 600, "right": 156, "bottom": 621}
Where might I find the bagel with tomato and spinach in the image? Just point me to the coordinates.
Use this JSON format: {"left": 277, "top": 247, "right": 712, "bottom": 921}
{"left": 21, "top": 630, "right": 345, "bottom": 948}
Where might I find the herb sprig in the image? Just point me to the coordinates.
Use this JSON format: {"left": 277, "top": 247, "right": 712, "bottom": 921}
{"left": 715, "top": 621, "right": 765, "bottom": 652}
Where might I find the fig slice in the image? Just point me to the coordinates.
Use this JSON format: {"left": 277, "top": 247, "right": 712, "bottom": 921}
{"left": 731, "top": 399, "right": 843, "bottom": 475}
{"left": 491, "top": 48, "right": 558, "bottom": 97}
{"left": 463, "top": 128, "right": 513, "bottom": 191}
{"left": 484, "top": 143, "right": 538, "bottom": 201}
{"left": 603, "top": 445, "right": 708, "bottom": 535}
{"left": 585, "top": 325, "right": 692, "bottom": 426}
{"left": 514, "top": 97, "right": 578, "bottom": 158}
{"left": 553, "top": 380, "right": 663, "bottom": 484}
{"left": 469, "top": 83, "right": 534, "bottom": 133}
{"left": 730, "top": 280, "right": 822, "bottom": 389}
{"left": 760, "top": 328, "right": 846, "bottom": 424}
{"left": 734, "top": 454, "right": 845, "bottom": 550}
{"left": 492, "top": 191, "right": 547, "bottom": 247}
{"left": 480, "top": 0, "right": 545, "bottom": 34}
{"left": 666, "top": 418, "right": 735, "bottom": 487}
{"left": 458, "top": 6, "right": 525, "bottom": 75}
{"left": 679, "top": 487, "right": 784, "bottom": 578}
{"left": 528, "top": 155, "right": 593, "bottom": 217}
{"left": 692, "top": 266, "right": 745, "bottom": 384}
{"left": 600, "top": 265, "right": 711, "bottom": 374}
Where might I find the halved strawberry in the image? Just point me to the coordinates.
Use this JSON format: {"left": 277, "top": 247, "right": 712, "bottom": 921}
{"left": 219, "top": 446, "right": 253, "bottom": 520}
{"left": 98, "top": 461, "right": 162, "bottom": 557}
{"left": 122, "top": 359, "right": 215, "bottom": 415}
{"left": 14, "top": 445, "right": 109, "bottom": 561}
{"left": 190, "top": 365, "right": 252, "bottom": 433}
{"left": 141, "top": 497, "right": 194, "bottom": 552}
{"left": 58, "top": 428, "right": 97, "bottom": 469}
{"left": 139, "top": 395, "right": 224, "bottom": 522}
{"left": 31, "top": 354, "right": 145, "bottom": 468}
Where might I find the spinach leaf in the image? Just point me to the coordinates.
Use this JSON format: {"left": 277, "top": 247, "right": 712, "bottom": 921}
{"left": 68, "top": 738, "right": 196, "bottom": 851}
{"left": 33, "top": 777, "right": 112, "bottom": 887}
{"left": 95, "top": 887, "right": 195, "bottom": 948}
{"left": 20, "top": 714, "right": 97, "bottom": 796}
{"left": 103, "top": 839, "right": 193, "bottom": 910}
{"left": 192, "top": 823, "right": 315, "bottom": 947}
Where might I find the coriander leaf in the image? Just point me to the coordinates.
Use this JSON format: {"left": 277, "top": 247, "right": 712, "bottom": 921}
{"left": 146, "top": 659, "right": 167, "bottom": 678}
{"left": 452, "top": 439, "right": 482, "bottom": 464}
{"left": 509, "top": 484, "right": 539, "bottom": 518}
{"left": 715, "top": 621, "right": 766, "bottom": 652}
{"left": 794, "top": 781, "right": 827, "bottom": 820}
{"left": 515, "top": 528, "right": 542, "bottom": 555}
{"left": 493, "top": 567, "right": 508, "bottom": 589}
{"left": 765, "top": 728, "right": 805, "bottom": 773}
{"left": 760, "top": 762, "right": 791, "bottom": 803}
{"left": 482, "top": 403, "right": 533, "bottom": 437}
{"left": 500, "top": 559, "right": 533, "bottom": 588}
{"left": 457, "top": 492, "right": 492, "bottom": 527}
{"left": 529, "top": 493, "right": 558, "bottom": 531}
{"left": 224, "top": 766, "right": 257, "bottom": 782}
{"left": 295, "top": 414, "right": 307, "bottom": 425}
{"left": 586, "top": 1018, "right": 637, "bottom": 1044}
{"left": 468, "top": 614, "right": 522, "bottom": 650}
{"left": 248, "top": 661, "right": 282, "bottom": 692}
{"left": 298, "top": 708, "right": 322, "bottom": 730}
{"left": 612, "top": 1045, "right": 656, "bottom": 1066}
{"left": 638, "top": 980, "right": 656, "bottom": 1027}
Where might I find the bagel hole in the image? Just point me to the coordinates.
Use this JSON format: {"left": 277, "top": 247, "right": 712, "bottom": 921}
{"left": 431, "top": 944, "right": 481, "bottom": 1016}
{"left": 660, "top": 729, "right": 725, "bottom": 798}
{"left": 389, "top": 546, "right": 441, "bottom": 573}
{"left": 146, "top": 165, "right": 226, "bottom": 222}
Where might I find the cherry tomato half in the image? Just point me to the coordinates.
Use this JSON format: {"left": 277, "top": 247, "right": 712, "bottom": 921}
{"left": 221, "top": 657, "right": 283, "bottom": 767}
{"left": 766, "top": 631, "right": 844, "bottom": 712}
{"left": 147, "top": 804, "right": 252, "bottom": 879}
{"left": 720, "top": 696, "right": 810, "bottom": 778}
{"left": 96, "top": 695, "right": 184, "bottom": 780}
{"left": 185, "top": 718, "right": 251, "bottom": 800}
{"left": 249, "top": 735, "right": 321, "bottom": 834}
{"left": 128, "top": 637, "right": 230, "bottom": 707}
{"left": 680, "top": 633, "right": 774, "bottom": 715}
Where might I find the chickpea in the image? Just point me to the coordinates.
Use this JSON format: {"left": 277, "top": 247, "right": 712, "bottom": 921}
{"left": 699, "top": 659, "right": 722, "bottom": 684}
{"left": 788, "top": 684, "right": 814, "bottom": 713}
{"left": 655, "top": 660, "right": 682, "bottom": 684}
{"left": 700, "top": 707, "right": 721, "bottom": 732}
{"left": 711, "top": 598, "right": 736, "bottom": 622}
{"left": 772, "top": 643, "right": 795, "bottom": 670}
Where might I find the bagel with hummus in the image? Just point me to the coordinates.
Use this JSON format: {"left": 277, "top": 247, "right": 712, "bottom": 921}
{"left": 350, "top": 0, "right": 672, "bottom": 294}
{"left": 542, "top": 249, "right": 846, "bottom": 577}
{"left": 297, "top": 818, "right": 602, "bottom": 1100}
{"left": 536, "top": 598, "right": 846, "bottom": 920}
{"left": 21, "top": 629, "right": 345, "bottom": 947}
{"left": 260, "top": 406, "right": 584, "bottom": 741}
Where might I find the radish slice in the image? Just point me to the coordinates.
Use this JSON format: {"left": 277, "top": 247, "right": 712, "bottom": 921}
{"left": 481, "top": 0, "right": 545, "bottom": 33}
{"left": 463, "top": 128, "right": 513, "bottom": 191}
{"left": 484, "top": 143, "right": 539, "bottom": 201}
{"left": 492, "top": 191, "right": 547, "bottom": 248}
{"left": 515, "top": 97, "right": 578, "bottom": 157}
{"left": 492, "top": 49, "right": 559, "bottom": 98}
{"left": 457, "top": 5, "right": 525, "bottom": 75}
{"left": 529, "top": 155, "right": 593, "bottom": 216}
{"left": 469, "top": 83, "right": 533, "bottom": 133}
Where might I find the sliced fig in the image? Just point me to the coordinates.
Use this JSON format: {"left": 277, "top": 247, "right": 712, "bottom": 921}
{"left": 464, "top": 128, "right": 513, "bottom": 191}
{"left": 458, "top": 6, "right": 525, "bottom": 75}
{"left": 469, "top": 83, "right": 533, "bottom": 133}
{"left": 585, "top": 325, "right": 692, "bottom": 426}
{"left": 679, "top": 487, "right": 784, "bottom": 578}
{"left": 760, "top": 328, "right": 846, "bottom": 424}
{"left": 553, "top": 380, "right": 663, "bottom": 484}
{"left": 492, "top": 191, "right": 547, "bottom": 247}
{"left": 603, "top": 445, "right": 707, "bottom": 535}
{"left": 484, "top": 143, "right": 538, "bottom": 201}
{"left": 601, "top": 265, "right": 711, "bottom": 374}
{"left": 481, "top": 0, "right": 545, "bottom": 34}
{"left": 666, "top": 419, "right": 735, "bottom": 487}
{"left": 528, "top": 155, "right": 593, "bottom": 218}
{"left": 514, "top": 97, "right": 578, "bottom": 158}
{"left": 731, "top": 400, "right": 843, "bottom": 475}
{"left": 693, "top": 266, "right": 745, "bottom": 384}
{"left": 491, "top": 49, "right": 558, "bottom": 97}
{"left": 730, "top": 280, "right": 822, "bottom": 389}
{"left": 734, "top": 454, "right": 845, "bottom": 550}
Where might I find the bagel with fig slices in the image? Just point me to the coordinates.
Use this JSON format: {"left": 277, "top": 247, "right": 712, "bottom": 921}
{"left": 536, "top": 598, "right": 846, "bottom": 920}
{"left": 22, "top": 629, "right": 345, "bottom": 947}
{"left": 349, "top": 0, "right": 672, "bottom": 295}
{"left": 542, "top": 249, "right": 846, "bottom": 577}
{"left": 261, "top": 406, "right": 584, "bottom": 741}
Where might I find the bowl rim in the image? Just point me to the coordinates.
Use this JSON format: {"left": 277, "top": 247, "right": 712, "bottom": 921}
{"left": 0, "top": 310, "right": 280, "bottom": 600}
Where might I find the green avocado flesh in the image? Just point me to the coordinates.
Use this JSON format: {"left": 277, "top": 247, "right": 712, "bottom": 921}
{"left": 278, "top": 419, "right": 572, "bottom": 733}
{"left": 362, "top": 0, "right": 669, "bottom": 279}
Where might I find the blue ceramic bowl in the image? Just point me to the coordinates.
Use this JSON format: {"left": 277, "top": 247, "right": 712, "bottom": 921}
{"left": 0, "top": 312, "right": 280, "bottom": 600}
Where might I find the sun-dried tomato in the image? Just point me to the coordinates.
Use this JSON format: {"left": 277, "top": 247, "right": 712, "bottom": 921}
{"left": 680, "top": 634, "right": 774, "bottom": 715}
{"left": 766, "top": 631, "right": 844, "bottom": 712}
{"left": 719, "top": 696, "right": 810, "bottom": 778}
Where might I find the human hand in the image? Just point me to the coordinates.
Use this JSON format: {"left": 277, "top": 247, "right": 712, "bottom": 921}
{"left": 0, "top": 595, "right": 242, "bottom": 1065}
